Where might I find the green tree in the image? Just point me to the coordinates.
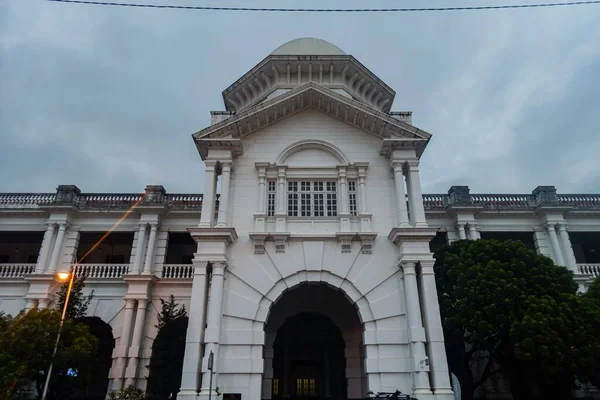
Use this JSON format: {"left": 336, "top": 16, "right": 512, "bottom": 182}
{"left": 434, "top": 239, "right": 585, "bottom": 400}
{"left": 577, "top": 278, "right": 600, "bottom": 390}
{"left": 56, "top": 274, "right": 94, "bottom": 320}
{"left": 146, "top": 295, "right": 188, "bottom": 400}
{"left": 109, "top": 385, "right": 147, "bottom": 400}
{"left": 0, "top": 309, "right": 98, "bottom": 400}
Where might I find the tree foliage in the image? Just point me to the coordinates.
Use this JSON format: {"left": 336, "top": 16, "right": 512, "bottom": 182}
{"left": 0, "top": 309, "right": 98, "bottom": 400}
{"left": 109, "top": 385, "right": 147, "bottom": 400}
{"left": 433, "top": 239, "right": 599, "bottom": 400}
{"left": 56, "top": 274, "right": 94, "bottom": 320}
{"left": 146, "top": 295, "right": 188, "bottom": 400}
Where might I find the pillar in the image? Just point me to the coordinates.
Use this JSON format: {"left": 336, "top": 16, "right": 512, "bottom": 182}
{"left": 216, "top": 161, "right": 232, "bottom": 227}
{"left": 404, "top": 161, "right": 427, "bottom": 227}
{"left": 545, "top": 223, "right": 565, "bottom": 266}
{"left": 275, "top": 167, "right": 286, "bottom": 215}
{"left": 401, "top": 261, "right": 432, "bottom": 395}
{"left": 257, "top": 164, "right": 268, "bottom": 215}
{"left": 467, "top": 223, "right": 480, "bottom": 240}
{"left": 126, "top": 299, "right": 148, "bottom": 387}
{"left": 200, "top": 262, "right": 227, "bottom": 395}
{"left": 456, "top": 223, "right": 467, "bottom": 240}
{"left": 132, "top": 223, "right": 148, "bottom": 274}
{"left": 38, "top": 298, "right": 50, "bottom": 309}
{"left": 113, "top": 299, "right": 136, "bottom": 390}
{"left": 199, "top": 160, "right": 218, "bottom": 228}
{"left": 47, "top": 223, "right": 67, "bottom": 274}
{"left": 418, "top": 261, "right": 454, "bottom": 395}
{"left": 142, "top": 223, "right": 158, "bottom": 275}
{"left": 179, "top": 261, "right": 210, "bottom": 396}
{"left": 392, "top": 162, "right": 410, "bottom": 227}
{"left": 25, "top": 299, "right": 38, "bottom": 311}
{"left": 358, "top": 166, "right": 368, "bottom": 215}
{"left": 558, "top": 223, "right": 578, "bottom": 271}
{"left": 36, "top": 223, "right": 56, "bottom": 273}
{"left": 338, "top": 166, "right": 350, "bottom": 232}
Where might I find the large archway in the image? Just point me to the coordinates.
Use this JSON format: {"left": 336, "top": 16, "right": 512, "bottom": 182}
{"left": 263, "top": 283, "right": 366, "bottom": 400}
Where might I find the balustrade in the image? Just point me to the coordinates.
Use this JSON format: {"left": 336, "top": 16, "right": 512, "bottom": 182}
{"left": 161, "top": 264, "right": 194, "bottom": 279}
{"left": 0, "top": 263, "right": 36, "bottom": 278}
{"left": 558, "top": 195, "right": 600, "bottom": 209}
{"left": 578, "top": 263, "right": 600, "bottom": 277}
{"left": 74, "top": 264, "right": 129, "bottom": 278}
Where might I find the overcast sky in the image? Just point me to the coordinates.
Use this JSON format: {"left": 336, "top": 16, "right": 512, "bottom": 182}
{"left": 1, "top": 0, "right": 599, "bottom": 195}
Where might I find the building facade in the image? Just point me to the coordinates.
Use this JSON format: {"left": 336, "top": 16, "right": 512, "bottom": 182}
{"left": 0, "top": 38, "right": 599, "bottom": 400}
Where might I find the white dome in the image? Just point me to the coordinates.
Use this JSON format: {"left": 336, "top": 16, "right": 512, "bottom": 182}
{"left": 270, "top": 38, "right": 346, "bottom": 56}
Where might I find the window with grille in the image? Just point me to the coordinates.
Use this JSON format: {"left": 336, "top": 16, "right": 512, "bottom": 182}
{"left": 267, "top": 181, "right": 276, "bottom": 216}
{"left": 296, "top": 378, "right": 316, "bottom": 397}
{"left": 348, "top": 180, "right": 358, "bottom": 216}
{"left": 288, "top": 181, "right": 337, "bottom": 217}
{"left": 272, "top": 378, "right": 279, "bottom": 396}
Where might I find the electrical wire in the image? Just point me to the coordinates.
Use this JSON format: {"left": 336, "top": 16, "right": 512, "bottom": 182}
{"left": 46, "top": 0, "right": 600, "bottom": 12}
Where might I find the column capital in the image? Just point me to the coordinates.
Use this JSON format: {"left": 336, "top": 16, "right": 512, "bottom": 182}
{"left": 149, "top": 222, "right": 158, "bottom": 230}
{"left": 212, "top": 262, "right": 227, "bottom": 274}
{"left": 57, "top": 222, "right": 68, "bottom": 230}
{"left": 400, "top": 260, "right": 417, "bottom": 274}
{"left": 403, "top": 159, "right": 420, "bottom": 172}
{"left": 204, "top": 160, "right": 218, "bottom": 170}
{"left": 124, "top": 298, "right": 136, "bottom": 308}
{"left": 137, "top": 298, "right": 148, "bottom": 307}
{"left": 277, "top": 165, "right": 288, "bottom": 176}
{"left": 138, "top": 222, "right": 148, "bottom": 229}
{"left": 557, "top": 222, "right": 568, "bottom": 231}
{"left": 419, "top": 260, "right": 436, "bottom": 274}
{"left": 390, "top": 159, "right": 406, "bottom": 171}
{"left": 46, "top": 222, "right": 57, "bottom": 230}
{"left": 219, "top": 160, "right": 233, "bottom": 171}
{"left": 544, "top": 222, "right": 558, "bottom": 231}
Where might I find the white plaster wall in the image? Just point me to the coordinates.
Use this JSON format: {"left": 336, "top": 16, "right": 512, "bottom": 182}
{"left": 228, "top": 109, "right": 396, "bottom": 235}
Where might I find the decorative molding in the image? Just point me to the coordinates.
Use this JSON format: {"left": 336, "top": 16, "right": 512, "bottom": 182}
{"left": 271, "top": 233, "right": 291, "bottom": 253}
{"left": 358, "top": 233, "right": 377, "bottom": 254}
{"left": 335, "top": 232, "right": 357, "bottom": 253}
{"left": 249, "top": 233, "right": 268, "bottom": 254}
{"left": 187, "top": 227, "right": 238, "bottom": 245}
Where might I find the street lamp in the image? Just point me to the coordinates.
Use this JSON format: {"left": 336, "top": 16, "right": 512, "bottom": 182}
{"left": 41, "top": 268, "right": 76, "bottom": 400}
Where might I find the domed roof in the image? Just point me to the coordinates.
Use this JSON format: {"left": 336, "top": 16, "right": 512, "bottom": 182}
{"left": 270, "top": 38, "right": 346, "bottom": 56}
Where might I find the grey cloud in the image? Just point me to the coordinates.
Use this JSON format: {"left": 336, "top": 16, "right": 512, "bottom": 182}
{"left": 1, "top": 0, "right": 599, "bottom": 195}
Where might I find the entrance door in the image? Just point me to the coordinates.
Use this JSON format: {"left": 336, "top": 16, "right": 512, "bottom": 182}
{"left": 272, "top": 312, "right": 346, "bottom": 400}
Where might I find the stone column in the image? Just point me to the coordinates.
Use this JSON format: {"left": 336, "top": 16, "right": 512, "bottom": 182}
{"left": 418, "top": 261, "right": 454, "bottom": 395}
{"left": 201, "top": 262, "right": 227, "bottom": 394}
{"left": 392, "top": 162, "right": 410, "bottom": 227}
{"left": 36, "top": 223, "right": 56, "bottom": 273}
{"left": 216, "top": 161, "right": 232, "bottom": 227}
{"left": 180, "top": 261, "right": 210, "bottom": 396}
{"left": 38, "top": 298, "right": 50, "bottom": 309}
{"left": 401, "top": 261, "right": 432, "bottom": 395}
{"left": 132, "top": 223, "right": 148, "bottom": 274}
{"left": 338, "top": 166, "right": 350, "bottom": 232}
{"left": 142, "top": 224, "right": 158, "bottom": 275}
{"left": 126, "top": 299, "right": 148, "bottom": 387}
{"left": 358, "top": 166, "right": 369, "bottom": 215}
{"left": 456, "top": 223, "right": 467, "bottom": 240}
{"left": 557, "top": 223, "right": 578, "bottom": 271}
{"left": 113, "top": 299, "right": 136, "bottom": 390}
{"left": 47, "top": 223, "right": 67, "bottom": 274}
{"left": 404, "top": 161, "right": 428, "bottom": 227}
{"left": 257, "top": 165, "right": 267, "bottom": 214}
{"left": 199, "top": 160, "right": 218, "bottom": 228}
{"left": 467, "top": 224, "right": 480, "bottom": 240}
{"left": 545, "top": 223, "right": 565, "bottom": 266}
{"left": 25, "top": 299, "right": 38, "bottom": 311}
{"left": 275, "top": 167, "right": 287, "bottom": 215}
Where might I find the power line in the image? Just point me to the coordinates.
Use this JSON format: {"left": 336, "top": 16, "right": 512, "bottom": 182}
{"left": 46, "top": 0, "right": 600, "bottom": 12}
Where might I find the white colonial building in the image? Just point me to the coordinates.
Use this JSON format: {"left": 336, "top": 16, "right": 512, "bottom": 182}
{"left": 0, "top": 38, "right": 598, "bottom": 400}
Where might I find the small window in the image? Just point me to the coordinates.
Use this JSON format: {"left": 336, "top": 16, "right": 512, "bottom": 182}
{"left": 348, "top": 180, "right": 358, "bottom": 217}
{"left": 267, "top": 181, "right": 276, "bottom": 217}
{"left": 296, "top": 378, "right": 316, "bottom": 397}
{"left": 273, "top": 378, "right": 279, "bottom": 396}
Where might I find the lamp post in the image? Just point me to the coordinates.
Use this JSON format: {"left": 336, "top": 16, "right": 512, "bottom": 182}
{"left": 41, "top": 269, "right": 76, "bottom": 400}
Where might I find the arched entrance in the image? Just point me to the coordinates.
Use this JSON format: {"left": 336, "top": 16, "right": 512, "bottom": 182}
{"left": 264, "top": 284, "right": 365, "bottom": 400}
{"left": 77, "top": 317, "right": 115, "bottom": 400}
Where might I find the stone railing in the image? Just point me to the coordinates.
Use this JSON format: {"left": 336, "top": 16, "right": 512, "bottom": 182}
{"left": 471, "top": 194, "right": 534, "bottom": 210}
{"left": 558, "top": 195, "right": 600, "bottom": 209}
{"left": 80, "top": 194, "right": 143, "bottom": 209}
{"left": 167, "top": 194, "right": 204, "bottom": 210}
{"left": 0, "top": 194, "right": 55, "bottom": 209}
{"left": 578, "top": 263, "right": 600, "bottom": 277}
{"left": 422, "top": 194, "right": 448, "bottom": 210}
{"left": 161, "top": 264, "right": 194, "bottom": 279}
{"left": 75, "top": 264, "right": 129, "bottom": 279}
{"left": 0, "top": 263, "right": 36, "bottom": 278}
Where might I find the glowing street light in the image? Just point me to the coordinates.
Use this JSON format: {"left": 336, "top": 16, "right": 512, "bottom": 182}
{"left": 41, "top": 268, "right": 76, "bottom": 400}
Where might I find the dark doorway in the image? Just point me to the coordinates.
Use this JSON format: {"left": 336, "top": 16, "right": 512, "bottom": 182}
{"left": 273, "top": 312, "right": 346, "bottom": 400}
{"left": 74, "top": 317, "right": 115, "bottom": 400}
{"left": 147, "top": 316, "right": 189, "bottom": 400}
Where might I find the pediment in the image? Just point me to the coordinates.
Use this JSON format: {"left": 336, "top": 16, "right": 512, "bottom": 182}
{"left": 192, "top": 83, "right": 431, "bottom": 159}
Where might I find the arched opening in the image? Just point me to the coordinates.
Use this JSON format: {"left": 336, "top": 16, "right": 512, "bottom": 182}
{"left": 146, "top": 316, "right": 189, "bottom": 400}
{"left": 76, "top": 317, "right": 115, "bottom": 400}
{"left": 264, "top": 284, "right": 365, "bottom": 400}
